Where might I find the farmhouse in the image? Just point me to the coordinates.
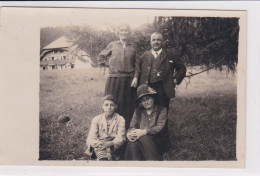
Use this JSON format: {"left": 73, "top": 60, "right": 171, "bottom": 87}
{"left": 40, "top": 36, "right": 94, "bottom": 70}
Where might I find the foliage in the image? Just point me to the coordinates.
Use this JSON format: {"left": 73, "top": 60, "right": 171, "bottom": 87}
{"left": 69, "top": 25, "right": 118, "bottom": 65}
{"left": 155, "top": 17, "right": 239, "bottom": 70}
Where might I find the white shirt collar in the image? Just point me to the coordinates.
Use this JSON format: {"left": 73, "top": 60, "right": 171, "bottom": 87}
{"left": 151, "top": 49, "right": 162, "bottom": 59}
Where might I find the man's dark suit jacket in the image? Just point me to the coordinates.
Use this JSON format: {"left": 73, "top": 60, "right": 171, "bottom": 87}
{"left": 134, "top": 49, "right": 186, "bottom": 98}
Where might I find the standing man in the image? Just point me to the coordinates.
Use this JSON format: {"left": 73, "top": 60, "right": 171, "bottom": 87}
{"left": 131, "top": 32, "right": 186, "bottom": 109}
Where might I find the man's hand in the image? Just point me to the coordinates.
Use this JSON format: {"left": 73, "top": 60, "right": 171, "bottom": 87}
{"left": 127, "top": 129, "right": 138, "bottom": 142}
{"left": 133, "top": 129, "right": 147, "bottom": 139}
{"left": 173, "top": 78, "right": 177, "bottom": 84}
{"left": 127, "top": 129, "right": 147, "bottom": 142}
{"left": 131, "top": 77, "right": 138, "bottom": 88}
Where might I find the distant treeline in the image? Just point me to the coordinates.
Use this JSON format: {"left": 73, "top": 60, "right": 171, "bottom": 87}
{"left": 40, "top": 17, "right": 239, "bottom": 71}
{"left": 40, "top": 26, "right": 72, "bottom": 50}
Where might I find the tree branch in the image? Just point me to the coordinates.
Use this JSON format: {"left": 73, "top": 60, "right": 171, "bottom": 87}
{"left": 185, "top": 57, "right": 226, "bottom": 78}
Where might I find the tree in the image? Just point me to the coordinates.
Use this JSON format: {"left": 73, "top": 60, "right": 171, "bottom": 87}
{"left": 154, "top": 17, "right": 239, "bottom": 71}
{"left": 69, "top": 25, "right": 118, "bottom": 65}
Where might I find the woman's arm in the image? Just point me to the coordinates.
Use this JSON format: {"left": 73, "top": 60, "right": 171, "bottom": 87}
{"left": 134, "top": 51, "right": 146, "bottom": 80}
{"left": 97, "top": 42, "right": 113, "bottom": 66}
{"left": 131, "top": 49, "right": 139, "bottom": 87}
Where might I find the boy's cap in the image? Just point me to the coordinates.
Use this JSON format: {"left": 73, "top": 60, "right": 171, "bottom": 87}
{"left": 136, "top": 84, "right": 157, "bottom": 101}
{"left": 103, "top": 94, "right": 117, "bottom": 104}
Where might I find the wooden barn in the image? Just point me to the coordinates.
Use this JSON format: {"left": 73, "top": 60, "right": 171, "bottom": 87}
{"left": 40, "top": 36, "right": 94, "bottom": 70}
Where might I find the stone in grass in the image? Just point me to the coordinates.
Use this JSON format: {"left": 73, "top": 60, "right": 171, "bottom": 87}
{"left": 58, "top": 114, "right": 71, "bottom": 126}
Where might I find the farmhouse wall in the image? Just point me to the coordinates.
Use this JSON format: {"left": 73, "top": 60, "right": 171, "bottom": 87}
{"left": 40, "top": 36, "right": 93, "bottom": 70}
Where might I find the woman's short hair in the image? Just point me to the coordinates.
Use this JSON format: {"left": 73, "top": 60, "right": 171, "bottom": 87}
{"left": 117, "top": 23, "right": 131, "bottom": 36}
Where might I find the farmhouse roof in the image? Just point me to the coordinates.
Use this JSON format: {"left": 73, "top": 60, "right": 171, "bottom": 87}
{"left": 42, "top": 36, "right": 72, "bottom": 50}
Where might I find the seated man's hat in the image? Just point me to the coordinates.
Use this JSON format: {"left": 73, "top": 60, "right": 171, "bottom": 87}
{"left": 136, "top": 84, "right": 157, "bottom": 101}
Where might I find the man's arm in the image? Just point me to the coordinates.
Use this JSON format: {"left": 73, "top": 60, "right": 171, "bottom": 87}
{"left": 145, "top": 107, "right": 167, "bottom": 135}
{"left": 170, "top": 53, "right": 186, "bottom": 85}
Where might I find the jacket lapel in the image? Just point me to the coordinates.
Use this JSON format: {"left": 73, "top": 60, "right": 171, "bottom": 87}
{"left": 159, "top": 49, "right": 167, "bottom": 64}
{"left": 108, "top": 114, "right": 117, "bottom": 134}
{"left": 101, "top": 114, "right": 108, "bottom": 133}
{"left": 147, "top": 50, "right": 154, "bottom": 66}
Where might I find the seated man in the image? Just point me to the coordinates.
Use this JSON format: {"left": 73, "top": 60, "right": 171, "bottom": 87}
{"left": 125, "top": 84, "right": 169, "bottom": 161}
{"left": 85, "top": 95, "right": 125, "bottom": 160}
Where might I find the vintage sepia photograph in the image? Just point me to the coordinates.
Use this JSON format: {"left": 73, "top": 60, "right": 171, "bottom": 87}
{"left": 0, "top": 7, "right": 247, "bottom": 168}
{"left": 39, "top": 8, "right": 244, "bottom": 163}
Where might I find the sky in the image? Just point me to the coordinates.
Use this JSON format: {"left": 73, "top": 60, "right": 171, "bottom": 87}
{"left": 38, "top": 8, "right": 156, "bottom": 30}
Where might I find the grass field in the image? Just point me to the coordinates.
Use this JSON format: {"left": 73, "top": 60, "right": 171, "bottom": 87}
{"left": 39, "top": 66, "right": 237, "bottom": 160}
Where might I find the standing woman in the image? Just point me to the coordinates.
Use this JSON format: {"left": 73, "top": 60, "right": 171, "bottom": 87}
{"left": 97, "top": 24, "right": 138, "bottom": 128}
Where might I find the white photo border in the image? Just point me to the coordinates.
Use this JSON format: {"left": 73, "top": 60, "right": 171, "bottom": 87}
{"left": 0, "top": 1, "right": 259, "bottom": 176}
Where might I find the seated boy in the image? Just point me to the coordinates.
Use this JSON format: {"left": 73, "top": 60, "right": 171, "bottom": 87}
{"left": 85, "top": 95, "right": 125, "bottom": 160}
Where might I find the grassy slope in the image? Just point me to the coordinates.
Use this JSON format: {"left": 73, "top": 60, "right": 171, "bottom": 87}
{"left": 39, "top": 67, "right": 237, "bottom": 160}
